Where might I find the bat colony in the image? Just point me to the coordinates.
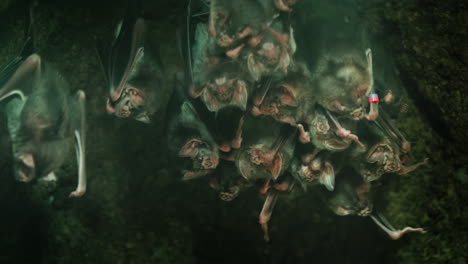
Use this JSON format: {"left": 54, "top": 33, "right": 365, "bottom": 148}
{"left": 0, "top": 0, "right": 428, "bottom": 241}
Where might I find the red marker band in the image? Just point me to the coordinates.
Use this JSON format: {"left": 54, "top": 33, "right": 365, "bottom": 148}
{"left": 368, "top": 93, "right": 379, "bottom": 103}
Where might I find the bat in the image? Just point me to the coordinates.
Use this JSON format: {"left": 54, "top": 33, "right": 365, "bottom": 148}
{"left": 0, "top": 49, "right": 86, "bottom": 197}
{"left": 96, "top": 17, "right": 164, "bottom": 123}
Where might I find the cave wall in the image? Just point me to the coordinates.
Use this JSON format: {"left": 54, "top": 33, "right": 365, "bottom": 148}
{"left": 0, "top": 0, "right": 466, "bottom": 263}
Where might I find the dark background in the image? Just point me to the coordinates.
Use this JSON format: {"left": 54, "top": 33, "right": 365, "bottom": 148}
{"left": 0, "top": 0, "right": 467, "bottom": 263}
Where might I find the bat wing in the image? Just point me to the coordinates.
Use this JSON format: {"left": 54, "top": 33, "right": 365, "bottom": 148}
{"left": 0, "top": 36, "right": 34, "bottom": 102}
{"left": 96, "top": 18, "right": 146, "bottom": 102}
{"left": 0, "top": 57, "right": 23, "bottom": 88}
{"left": 70, "top": 90, "right": 87, "bottom": 198}
{"left": 178, "top": 0, "right": 210, "bottom": 85}
{"left": 0, "top": 55, "right": 41, "bottom": 103}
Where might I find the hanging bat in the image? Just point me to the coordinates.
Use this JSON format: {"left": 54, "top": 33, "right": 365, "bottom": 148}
{"left": 295, "top": 2, "right": 378, "bottom": 121}
{"left": 166, "top": 72, "right": 220, "bottom": 180}
{"left": 0, "top": 52, "right": 87, "bottom": 197}
{"left": 322, "top": 168, "right": 426, "bottom": 240}
{"left": 96, "top": 17, "right": 165, "bottom": 123}
{"left": 236, "top": 117, "right": 296, "bottom": 182}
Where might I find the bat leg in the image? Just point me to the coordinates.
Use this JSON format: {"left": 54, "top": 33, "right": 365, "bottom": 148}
{"left": 399, "top": 158, "right": 429, "bottom": 175}
{"left": 264, "top": 26, "right": 289, "bottom": 44}
{"left": 69, "top": 90, "right": 87, "bottom": 198}
{"left": 370, "top": 214, "right": 426, "bottom": 240}
{"left": 259, "top": 178, "right": 271, "bottom": 194}
{"left": 259, "top": 189, "right": 278, "bottom": 242}
{"left": 208, "top": 8, "right": 217, "bottom": 37}
{"left": 365, "top": 48, "right": 379, "bottom": 120}
{"left": 231, "top": 116, "right": 244, "bottom": 149}
{"left": 237, "top": 26, "right": 252, "bottom": 39}
{"left": 182, "top": 169, "right": 210, "bottom": 180}
{"left": 226, "top": 43, "right": 245, "bottom": 58}
{"left": 0, "top": 54, "right": 41, "bottom": 102}
{"left": 297, "top": 124, "right": 310, "bottom": 143}
{"left": 365, "top": 101, "right": 379, "bottom": 121}
{"left": 365, "top": 48, "right": 374, "bottom": 96}
{"left": 248, "top": 34, "right": 264, "bottom": 47}
{"left": 326, "top": 110, "right": 365, "bottom": 149}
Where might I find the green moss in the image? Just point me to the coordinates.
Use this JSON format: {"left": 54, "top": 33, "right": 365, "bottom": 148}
{"left": 368, "top": 0, "right": 468, "bottom": 262}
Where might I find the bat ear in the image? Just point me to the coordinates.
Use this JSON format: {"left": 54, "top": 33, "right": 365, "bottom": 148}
{"left": 134, "top": 111, "right": 150, "bottom": 123}
{"left": 189, "top": 84, "right": 203, "bottom": 98}
{"left": 237, "top": 156, "right": 253, "bottom": 180}
{"left": 201, "top": 87, "right": 221, "bottom": 112}
{"left": 106, "top": 98, "right": 116, "bottom": 113}
{"left": 179, "top": 139, "right": 203, "bottom": 157}
{"left": 278, "top": 49, "right": 291, "bottom": 72}
{"left": 319, "top": 161, "right": 335, "bottom": 191}
{"left": 233, "top": 80, "right": 248, "bottom": 111}
{"left": 247, "top": 54, "right": 263, "bottom": 81}
{"left": 279, "top": 84, "right": 297, "bottom": 106}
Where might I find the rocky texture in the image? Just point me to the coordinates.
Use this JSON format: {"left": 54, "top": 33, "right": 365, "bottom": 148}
{"left": 366, "top": 0, "right": 468, "bottom": 263}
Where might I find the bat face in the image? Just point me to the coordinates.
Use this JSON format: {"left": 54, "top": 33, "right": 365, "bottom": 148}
{"left": 178, "top": 138, "right": 220, "bottom": 180}
{"left": 309, "top": 111, "right": 351, "bottom": 151}
{"left": 166, "top": 71, "right": 222, "bottom": 181}
{"left": 253, "top": 82, "right": 303, "bottom": 125}
{"left": 237, "top": 145, "right": 282, "bottom": 181}
{"left": 236, "top": 123, "right": 296, "bottom": 181}
{"left": 189, "top": 145, "right": 219, "bottom": 170}
{"left": 111, "top": 87, "right": 145, "bottom": 118}
{"left": 201, "top": 75, "right": 248, "bottom": 112}
{"left": 209, "top": 0, "right": 268, "bottom": 47}
{"left": 247, "top": 40, "right": 291, "bottom": 81}
{"left": 317, "top": 62, "right": 371, "bottom": 114}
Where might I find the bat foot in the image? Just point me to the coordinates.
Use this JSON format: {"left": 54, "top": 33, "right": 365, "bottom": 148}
{"left": 69, "top": 190, "right": 86, "bottom": 198}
